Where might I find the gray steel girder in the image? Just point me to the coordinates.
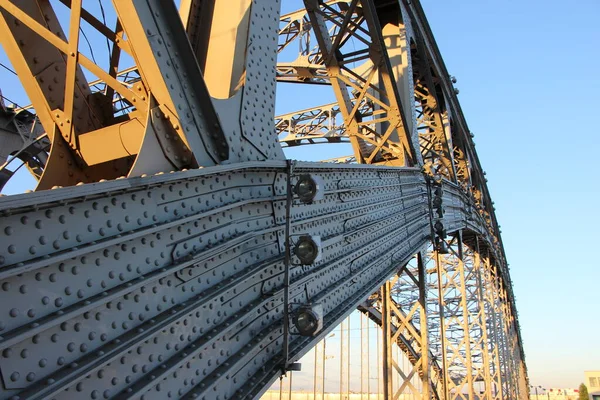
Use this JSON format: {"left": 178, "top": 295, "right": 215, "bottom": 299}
{"left": 0, "top": 161, "right": 483, "bottom": 399}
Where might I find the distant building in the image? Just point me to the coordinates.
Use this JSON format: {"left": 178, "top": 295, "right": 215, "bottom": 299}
{"left": 585, "top": 371, "right": 600, "bottom": 400}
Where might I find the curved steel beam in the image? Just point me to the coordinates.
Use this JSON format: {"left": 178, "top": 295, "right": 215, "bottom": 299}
{"left": 0, "top": 1, "right": 527, "bottom": 399}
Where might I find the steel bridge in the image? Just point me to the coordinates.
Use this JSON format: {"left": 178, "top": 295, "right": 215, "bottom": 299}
{"left": 0, "top": 0, "right": 528, "bottom": 399}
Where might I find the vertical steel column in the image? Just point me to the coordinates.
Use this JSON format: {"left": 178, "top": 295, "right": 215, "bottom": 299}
{"left": 114, "top": 0, "right": 230, "bottom": 167}
{"left": 434, "top": 233, "right": 479, "bottom": 400}
{"left": 323, "top": 335, "right": 328, "bottom": 400}
{"left": 460, "top": 240, "right": 492, "bottom": 398}
{"left": 517, "top": 357, "right": 529, "bottom": 400}
{"left": 481, "top": 250, "right": 503, "bottom": 400}
{"left": 314, "top": 341, "right": 324, "bottom": 399}
{"left": 361, "top": 313, "right": 368, "bottom": 400}
{"left": 472, "top": 244, "right": 493, "bottom": 399}
{"left": 381, "top": 281, "right": 393, "bottom": 400}
{"left": 486, "top": 259, "right": 508, "bottom": 399}
{"left": 434, "top": 248, "right": 450, "bottom": 400}
{"left": 456, "top": 233, "right": 475, "bottom": 400}
{"left": 504, "top": 301, "right": 522, "bottom": 400}
{"left": 278, "top": 373, "right": 293, "bottom": 400}
{"left": 179, "top": 0, "right": 285, "bottom": 163}
{"left": 341, "top": 317, "right": 349, "bottom": 399}
{"left": 347, "top": 318, "right": 351, "bottom": 398}
{"left": 377, "top": 321, "right": 382, "bottom": 398}
{"left": 367, "top": 314, "right": 371, "bottom": 399}
{"left": 499, "top": 310, "right": 513, "bottom": 399}
{"left": 502, "top": 288, "right": 519, "bottom": 399}
{"left": 411, "top": 31, "right": 457, "bottom": 182}
{"left": 279, "top": 376, "right": 283, "bottom": 400}
{"left": 303, "top": 0, "right": 418, "bottom": 165}
{"left": 387, "top": 254, "right": 434, "bottom": 399}
{"left": 496, "top": 279, "right": 515, "bottom": 399}
{"left": 417, "top": 252, "right": 432, "bottom": 399}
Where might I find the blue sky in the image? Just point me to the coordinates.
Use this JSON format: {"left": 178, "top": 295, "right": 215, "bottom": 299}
{"left": 0, "top": 0, "right": 598, "bottom": 392}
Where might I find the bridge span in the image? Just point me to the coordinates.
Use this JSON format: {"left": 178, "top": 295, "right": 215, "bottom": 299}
{"left": 0, "top": 0, "right": 527, "bottom": 399}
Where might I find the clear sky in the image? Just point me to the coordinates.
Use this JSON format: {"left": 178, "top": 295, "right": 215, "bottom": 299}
{"left": 0, "top": 0, "right": 598, "bottom": 393}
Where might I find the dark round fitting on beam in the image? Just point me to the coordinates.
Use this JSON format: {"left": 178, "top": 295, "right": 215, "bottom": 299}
{"left": 293, "top": 305, "right": 322, "bottom": 337}
{"left": 294, "top": 175, "right": 318, "bottom": 203}
{"left": 294, "top": 235, "right": 319, "bottom": 265}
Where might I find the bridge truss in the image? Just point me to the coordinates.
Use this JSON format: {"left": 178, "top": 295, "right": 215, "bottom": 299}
{"left": 0, "top": 0, "right": 527, "bottom": 399}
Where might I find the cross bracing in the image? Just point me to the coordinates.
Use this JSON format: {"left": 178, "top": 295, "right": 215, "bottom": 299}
{"left": 0, "top": 0, "right": 527, "bottom": 399}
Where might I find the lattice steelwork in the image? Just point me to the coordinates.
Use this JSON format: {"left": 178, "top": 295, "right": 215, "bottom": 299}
{"left": 0, "top": 1, "right": 527, "bottom": 399}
